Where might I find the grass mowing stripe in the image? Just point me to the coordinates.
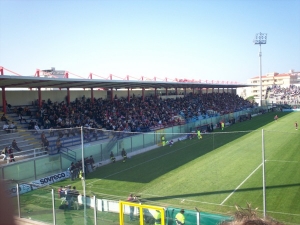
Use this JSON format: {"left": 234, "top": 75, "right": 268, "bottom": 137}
{"left": 263, "top": 210, "right": 300, "bottom": 217}
{"left": 19, "top": 112, "right": 300, "bottom": 224}
{"left": 86, "top": 140, "right": 200, "bottom": 186}
{"left": 220, "top": 163, "right": 262, "bottom": 205}
{"left": 266, "top": 160, "right": 299, "bottom": 163}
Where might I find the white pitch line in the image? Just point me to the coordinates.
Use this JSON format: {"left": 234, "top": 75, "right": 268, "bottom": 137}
{"left": 220, "top": 163, "right": 262, "bottom": 205}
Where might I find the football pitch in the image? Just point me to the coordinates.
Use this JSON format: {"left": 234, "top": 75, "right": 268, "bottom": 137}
{"left": 18, "top": 111, "right": 300, "bottom": 224}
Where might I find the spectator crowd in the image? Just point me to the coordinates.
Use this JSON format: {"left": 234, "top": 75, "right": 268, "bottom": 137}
{"left": 27, "top": 92, "right": 253, "bottom": 134}
{"left": 2, "top": 92, "right": 253, "bottom": 156}
{"left": 267, "top": 84, "right": 300, "bottom": 104}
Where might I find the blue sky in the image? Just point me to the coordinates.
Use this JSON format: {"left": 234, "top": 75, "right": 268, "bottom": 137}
{"left": 0, "top": 0, "right": 299, "bottom": 83}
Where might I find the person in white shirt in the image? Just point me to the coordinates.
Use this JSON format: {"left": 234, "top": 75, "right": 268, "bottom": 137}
{"left": 34, "top": 124, "right": 40, "bottom": 134}
{"left": 1, "top": 147, "right": 8, "bottom": 161}
{"left": 3, "top": 123, "right": 9, "bottom": 133}
{"left": 8, "top": 122, "right": 16, "bottom": 132}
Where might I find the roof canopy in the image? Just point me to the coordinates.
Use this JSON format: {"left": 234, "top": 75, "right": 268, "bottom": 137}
{"left": 0, "top": 75, "right": 252, "bottom": 90}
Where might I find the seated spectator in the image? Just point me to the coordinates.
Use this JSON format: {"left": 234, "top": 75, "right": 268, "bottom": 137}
{"left": 58, "top": 130, "right": 64, "bottom": 138}
{"left": 42, "top": 137, "right": 49, "bottom": 154}
{"left": 41, "top": 132, "right": 46, "bottom": 142}
{"left": 92, "top": 129, "right": 98, "bottom": 140}
{"left": 1, "top": 114, "right": 8, "bottom": 122}
{"left": 28, "top": 120, "right": 35, "bottom": 130}
{"left": 49, "top": 127, "right": 55, "bottom": 136}
{"left": 17, "top": 106, "right": 24, "bottom": 114}
{"left": 6, "top": 103, "right": 12, "bottom": 112}
{"left": 25, "top": 107, "right": 32, "bottom": 118}
{"left": 8, "top": 122, "right": 17, "bottom": 133}
{"left": 3, "top": 122, "right": 9, "bottom": 133}
{"left": 70, "top": 127, "right": 76, "bottom": 136}
{"left": 64, "top": 129, "right": 70, "bottom": 138}
{"left": 8, "top": 146, "right": 15, "bottom": 163}
{"left": 18, "top": 113, "right": 27, "bottom": 124}
{"left": 56, "top": 138, "right": 62, "bottom": 153}
{"left": 34, "top": 123, "right": 41, "bottom": 134}
{"left": 84, "top": 131, "right": 91, "bottom": 142}
{"left": 44, "top": 118, "right": 51, "bottom": 129}
{"left": 12, "top": 139, "right": 21, "bottom": 152}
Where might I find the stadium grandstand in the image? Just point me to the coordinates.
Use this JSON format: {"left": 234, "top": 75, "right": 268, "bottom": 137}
{"left": 0, "top": 66, "right": 253, "bottom": 164}
{"left": 2, "top": 66, "right": 296, "bottom": 225}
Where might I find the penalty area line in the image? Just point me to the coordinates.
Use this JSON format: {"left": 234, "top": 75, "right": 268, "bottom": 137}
{"left": 220, "top": 163, "right": 262, "bottom": 205}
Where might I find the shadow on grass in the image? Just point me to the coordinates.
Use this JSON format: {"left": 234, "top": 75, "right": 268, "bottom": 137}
{"left": 142, "top": 182, "right": 300, "bottom": 201}
{"left": 89, "top": 112, "right": 292, "bottom": 183}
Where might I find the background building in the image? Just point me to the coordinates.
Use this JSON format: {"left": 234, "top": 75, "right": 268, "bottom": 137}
{"left": 237, "top": 70, "right": 300, "bottom": 105}
{"left": 42, "top": 67, "right": 66, "bottom": 78}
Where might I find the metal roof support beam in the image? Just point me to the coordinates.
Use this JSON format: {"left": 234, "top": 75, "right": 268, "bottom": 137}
{"left": 111, "top": 88, "right": 114, "bottom": 101}
{"left": 91, "top": 88, "right": 94, "bottom": 104}
{"left": 142, "top": 88, "right": 145, "bottom": 101}
{"left": 67, "top": 88, "right": 70, "bottom": 105}
{"left": 165, "top": 88, "right": 168, "bottom": 96}
{"left": 35, "top": 69, "right": 40, "bottom": 77}
{"left": 38, "top": 87, "right": 42, "bottom": 108}
{"left": 127, "top": 88, "right": 130, "bottom": 102}
{"left": 1, "top": 87, "right": 6, "bottom": 113}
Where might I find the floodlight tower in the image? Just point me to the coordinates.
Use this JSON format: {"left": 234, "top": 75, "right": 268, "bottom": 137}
{"left": 254, "top": 32, "right": 267, "bottom": 107}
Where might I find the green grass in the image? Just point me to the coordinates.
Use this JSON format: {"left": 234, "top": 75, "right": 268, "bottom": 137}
{"left": 18, "top": 112, "right": 300, "bottom": 224}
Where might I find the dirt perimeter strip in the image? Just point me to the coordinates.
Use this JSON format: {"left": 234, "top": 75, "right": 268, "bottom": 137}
{"left": 14, "top": 217, "right": 49, "bottom": 225}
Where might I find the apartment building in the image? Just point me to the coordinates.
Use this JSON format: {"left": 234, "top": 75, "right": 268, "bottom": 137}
{"left": 247, "top": 70, "right": 299, "bottom": 101}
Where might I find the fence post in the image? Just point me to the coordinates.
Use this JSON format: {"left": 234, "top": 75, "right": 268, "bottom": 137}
{"left": 130, "top": 137, "right": 132, "bottom": 152}
{"left": 17, "top": 183, "right": 21, "bottom": 218}
{"left": 52, "top": 189, "right": 56, "bottom": 225}
{"left": 262, "top": 129, "right": 266, "bottom": 218}
{"left": 94, "top": 195, "right": 97, "bottom": 225}
{"left": 196, "top": 211, "right": 200, "bottom": 225}
{"left": 100, "top": 144, "right": 102, "bottom": 161}
{"left": 81, "top": 126, "right": 87, "bottom": 225}
{"left": 34, "top": 159, "right": 37, "bottom": 180}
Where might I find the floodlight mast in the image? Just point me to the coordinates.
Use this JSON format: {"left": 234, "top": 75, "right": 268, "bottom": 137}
{"left": 254, "top": 32, "right": 267, "bottom": 107}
